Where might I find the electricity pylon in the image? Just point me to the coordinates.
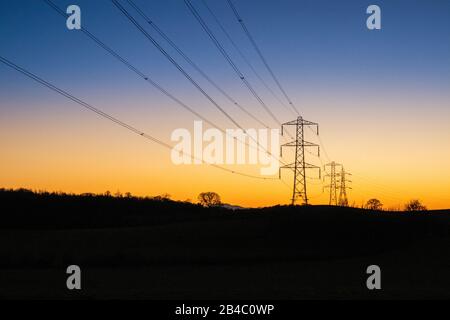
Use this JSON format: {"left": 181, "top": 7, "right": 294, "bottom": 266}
{"left": 324, "top": 161, "right": 342, "bottom": 206}
{"left": 337, "top": 167, "right": 352, "bottom": 207}
{"left": 279, "top": 116, "right": 320, "bottom": 205}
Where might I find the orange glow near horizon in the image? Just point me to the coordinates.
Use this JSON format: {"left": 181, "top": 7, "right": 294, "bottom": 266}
{"left": 1, "top": 91, "right": 449, "bottom": 210}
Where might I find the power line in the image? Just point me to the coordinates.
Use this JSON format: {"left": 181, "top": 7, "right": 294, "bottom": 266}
{"left": 44, "top": 0, "right": 285, "bottom": 168}
{"left": 222, "top": 0, "right": 336, "bottom": 179}
{"left": 124, "top": 0, "right": 270, "bottom": 129}
{"left": 337, "top": 166, "right": 352, "bottom": 206}
{"left": 350, "top": 174, "right": 412, "bottom": 202}
{"left": 110, "top": 0, "right": 287, "bottom": 166}
{"left": 183, "top": 0, "right": 285, "bottom": 130}
{"left": 324, "top": 161, "right": 342, "bottom": 205}
{"left": 315, "top": 133, "right": 332, "bottom": 162}
{"left": 200, "top": 0, "right": 295, "bottom": 117}
{"left": 43, "top": 0, "right": 221, "bottom": 131}
{"left": 223, "top": 0, "right": 434, "bottom": 206}
{"left": 47, "top": 0, "right": 310, "bottom": 200}
{"left": 279, "top": 116, "right": 321, "bottom": 205}
{"left": 0, "top": 55, "right": 277, "bottom": 181}
{"left": 111, "top": 0, "right": 243, "bottom": 130}
{"left": 226, "top": 0, "right": 300, "bottom": 116}
{"left": 201, "top": 0, "right": 340, "bottom": 199}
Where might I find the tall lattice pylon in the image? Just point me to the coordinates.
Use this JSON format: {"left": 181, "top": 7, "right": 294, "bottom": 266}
{"left": 324, "top": 162, "right": 342, "bottom": 206}
{"left": 279, "top": 116, "right": 321, "bottom": 205}
{"left": 338, "top": 167, "right": 352, "bottom": 207}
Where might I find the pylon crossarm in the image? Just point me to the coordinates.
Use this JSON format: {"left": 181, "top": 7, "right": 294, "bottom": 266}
{"left": 281, "top": 141, "right": 319, "bottom": 148}
{"left": 281, "top": 119, "right": 300, "bottom": 126}
{"left": 304, "top": 163, "right": 320, "bottom": 169}
{"left": 303, "top": 141, "right": 319, "bottom": 147}
{"left": 325, "top": 162, "right": 342, "bottom": 167}
{"left": 300, "top": 119, "right": 318, "bottom": 127}
{"left": 280, "top": 164, "right": 320, "bottom": 170}
{"left": 279, "top": 116, "right": 321, "bottom": 205}
{"left": 281, "top": 141, "right": 297, "bottom": 148}
{"left": 280, "top": 163, "right": 295, "bottom": 169}
{"left": 282, "top": 119, "right": 318, "bottom": 127}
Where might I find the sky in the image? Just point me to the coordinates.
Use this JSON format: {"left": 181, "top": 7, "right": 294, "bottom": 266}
{"left": 1, "top": 0, "right": 449, "bottom": 209}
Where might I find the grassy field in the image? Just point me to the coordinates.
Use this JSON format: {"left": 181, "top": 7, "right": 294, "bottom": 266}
{"left": 0, "top": 189, "right": 449, "bottom": 299}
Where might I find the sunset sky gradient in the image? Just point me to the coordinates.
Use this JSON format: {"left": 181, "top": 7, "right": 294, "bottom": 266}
{"left": 1, "top": 0, "right": 449, "bottom": 208}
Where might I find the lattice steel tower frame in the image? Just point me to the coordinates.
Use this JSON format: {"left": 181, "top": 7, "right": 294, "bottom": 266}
{"left": 279, "top": 116, "right": 320, "bottom": 205}
{"left": 338, "top": 167, "right": 352, "bottom": 207}
{"left": 324, "top": 161, "right": 342, "bottom": 206}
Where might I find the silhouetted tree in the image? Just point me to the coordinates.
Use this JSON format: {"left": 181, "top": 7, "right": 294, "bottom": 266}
{"left": 198, "top": 192, "right": 221, "bottom": 207}
{"left": 366, "top": 198, "right": 383, "bottom": 210}
{"left": 405, "top": 199, "right": 427, "bottom": 212}
{"left": 153, "top": 193, "right": 171, "bottom": 201}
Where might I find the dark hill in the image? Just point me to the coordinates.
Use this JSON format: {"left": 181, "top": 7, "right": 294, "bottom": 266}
{"left": 0, "top": 189, "right": 449, "bottom": 299}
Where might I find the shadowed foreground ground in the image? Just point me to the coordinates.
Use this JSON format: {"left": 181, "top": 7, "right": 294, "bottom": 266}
{"left": 0, "top": 189, "right": 449, "bottom": 299}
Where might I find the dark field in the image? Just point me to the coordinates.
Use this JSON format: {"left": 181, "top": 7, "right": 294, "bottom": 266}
{"left": 0, "top": 189, "right": 449, "bottom": 299}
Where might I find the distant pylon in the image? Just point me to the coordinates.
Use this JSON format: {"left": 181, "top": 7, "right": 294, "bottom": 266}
{"left": 279, "top": 116, "right": 321, "bottom": 205}
{"left": 324, "top": 161, "right": 342, "bottom": 206}
{"left": 337, "top": 167, "right": 352, "bottom": 207}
